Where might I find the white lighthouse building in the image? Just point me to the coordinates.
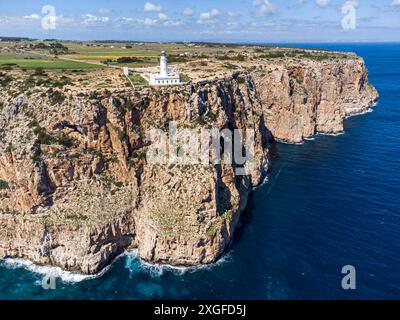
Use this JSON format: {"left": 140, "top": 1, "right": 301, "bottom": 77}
{"left": 149, "top": 51, "right": 181, "bottom": 86}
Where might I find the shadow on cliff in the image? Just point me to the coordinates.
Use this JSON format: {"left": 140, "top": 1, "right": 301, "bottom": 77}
{"left": 231, "top": 141, "right": 278, "bottom": 245}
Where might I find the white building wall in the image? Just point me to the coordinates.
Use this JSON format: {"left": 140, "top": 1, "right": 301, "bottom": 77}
{"left": 150, "top": 75, "right": 180, "bottom": 86}
{"left": 149, "top": 51, "right": 181, "bottom": 86}
{"left": 160, "top": 54, "right": 168, "bottom": 77}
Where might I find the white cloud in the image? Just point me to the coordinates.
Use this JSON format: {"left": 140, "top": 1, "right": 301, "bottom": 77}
{"left": 118, "top": 17, "right": 134, "bottom": 23}
{"left": 199, "top": 8, "right": 220, "bottom": 21}
{"left": 392, "top": 0, "right": 400, "bottom": 5}
{"left": 316, "top": 0, "right": 330, "bottom": 7}
{"left": 117, "top": 16, "right": 183, "bottom": 28}
{"left": 0, "top": 14, "right": 76, "bottom": 28}
{"left": 158, "top": 13, "right": 168, "bottom": 21}
{"left": 252, "top": 0, "right": 275, "bottom": 16}
{"left": 227, "top": 11, "right": 238, "bottom": 17}
{"left": 143, "top": 17, "right": 158, "bottom": 26}
{"left": 144, "top": 2, "right": 162, "bottom": 12}
{"left": 183, "top": 8, "right": 194, "bottom": 16}
{"left": 83, "top": 14, "right": 109, "bottom": 24}
{"left": 23, "top": 14, "right": 41, "bottom": 20}
{"left": 164, "top": 20, "right": 184, "bottom": 27}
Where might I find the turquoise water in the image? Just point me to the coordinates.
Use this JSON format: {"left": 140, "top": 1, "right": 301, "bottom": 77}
{"left": 1, "top": 43, "right": 399, "bottom": 300}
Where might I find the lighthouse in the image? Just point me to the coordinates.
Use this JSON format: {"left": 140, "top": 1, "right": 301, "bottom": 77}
{"left": 149, "top": 51, "right": 181, "bottom": 86}
{"left": 160, "top": 51, "right": 168, "bottom": 77}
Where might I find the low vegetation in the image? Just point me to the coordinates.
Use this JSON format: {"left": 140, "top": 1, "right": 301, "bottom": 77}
{"left": 129, "top": 74, "right": 148, "bottom": 85}
{"left": 29, "top": 120, "right": 75, "bottom": 147}
{"left": 0, "top": 180, "right": 9, "bottom": 190}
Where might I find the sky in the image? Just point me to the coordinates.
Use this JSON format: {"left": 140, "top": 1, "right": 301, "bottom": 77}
{"left": 0, "top": 0, "right": 399, "bottom": 42}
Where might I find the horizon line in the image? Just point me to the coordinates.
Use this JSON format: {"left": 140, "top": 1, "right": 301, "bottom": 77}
{"left": 1, "top": 36, "right": 400, "bottom": 45}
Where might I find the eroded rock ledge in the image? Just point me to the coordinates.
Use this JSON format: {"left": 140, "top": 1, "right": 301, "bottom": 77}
{"left": 0, "top": 58, "right": 378, "bottom": 274}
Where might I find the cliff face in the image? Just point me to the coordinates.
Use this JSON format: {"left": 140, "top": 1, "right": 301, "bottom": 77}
{"left": 0, "top": 73, "right": 270, "bottom": 273}
{"left": 0, "top": 58, "right": 378, "bottom": 274}
{"left": 255, "top": 59, "right": 378, "bottom": 143}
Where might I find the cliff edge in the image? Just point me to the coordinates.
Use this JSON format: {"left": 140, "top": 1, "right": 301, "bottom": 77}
{"left": 0, "top": 56, "right": 378, "bottom": 274}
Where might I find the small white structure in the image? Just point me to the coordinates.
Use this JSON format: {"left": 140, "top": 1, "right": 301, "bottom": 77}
{"left": 150, "top": 51, "right": 181, "bottom": 86}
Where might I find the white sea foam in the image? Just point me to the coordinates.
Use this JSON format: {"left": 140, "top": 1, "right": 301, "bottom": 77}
{"left": 316, "top": 131, "right": 345, "bottom": 137}
{"left": 124, "top": 250, "right": 232, "bottom": 277}
{"left": 345, "top": 107, "right": 374, "bottom": 119}
{"left": 1, "top": 249, "right": 233, "bottom": 283}
{"left": 276, "top": 138, "right": 305, "bottom": 145}
{"left": 254, "top": 175, "right": 269, "bottom": 189}
{"left": 0, "top": 256, "right": 119, "bottom": 283}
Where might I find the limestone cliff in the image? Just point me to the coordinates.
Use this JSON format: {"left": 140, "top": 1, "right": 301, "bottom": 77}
{"left": 255, "top": 59, "right": 378, "bottom": 143}
{"left": 0, "top": 57, "right": 378, "bottom": 274}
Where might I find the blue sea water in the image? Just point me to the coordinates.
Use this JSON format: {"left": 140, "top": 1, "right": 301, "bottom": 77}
{"left": 0, "top": 43, "right": 399, "bottom": 300}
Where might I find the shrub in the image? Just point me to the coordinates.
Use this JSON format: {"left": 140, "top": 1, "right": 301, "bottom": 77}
{"left": 259, "top": 52, "right": 285, "bottom": 59}
{"left": 117, "top": 129, "right": 126, "bottom": 141}
{"left": 34, "top": 68, "right": 46, "bottom": 76}
{"left": 180, "top": 74, "right": 191, "bottom": 82}
{"left": 206, "top": 225, "right": 216, "bottom": 238}
{"left": 28, "top": 119, "right": 40, "bottom": 128}
{"left": 49, "top": 91, "right": 66, "bottom": 105}
{"left": 114, "top": 181, "right": 124, "bottom": 188}
{"left": 216, "top": 55, "right": 230, "bottom": 61}
{"left": 236, "top": 76, "right": 246, "bottom": 84}
{"left": 5, "top": 143, "right": 14, "bottom": 153}
{"left": 116, "top": 57, "right": 143, "bottom": 63}
{"left": 35, "top": 130, "right": 56, "bottom": 145}
{"left": 168, "top": 55, "right": 188, "bottom": 63}
{"left": 0, "top": 180, "right": 9, "bottom": 190}
{"left": 125, "top": 99, "right": 134, "bottom": 110}
{"left": 0, "top": 75, "right": 13, "bottom": 87}
{"left": 57, "top": 134, "right": 75, "bottom": 148}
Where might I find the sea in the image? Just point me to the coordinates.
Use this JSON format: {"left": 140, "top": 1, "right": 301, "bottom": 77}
{"left": 0, "top": 43, "right": 399, "bottom": 300}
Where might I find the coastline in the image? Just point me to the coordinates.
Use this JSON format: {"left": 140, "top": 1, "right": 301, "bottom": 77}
{"left": 0, "top": 44, "right": 378, "bottom": 275}
{"left": 0, "top": 99, "right": 379, "bottom": 279}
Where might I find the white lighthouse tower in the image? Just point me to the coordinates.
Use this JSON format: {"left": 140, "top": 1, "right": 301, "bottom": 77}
{"left": 160, "top": 51, "right": 168, "bottom": 77}
{"left": 149, "top": 51, "right": 181, "bottom": 86}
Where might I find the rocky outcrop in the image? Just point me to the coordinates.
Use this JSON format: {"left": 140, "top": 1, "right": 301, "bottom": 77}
{"left": 0, "top": 56, "right": 378, "bottom": 274}
{"left": 0, "top": 72, "right": 270, "bottom": 273}
{"left": 255, "top": 59, "right": 378, "bottom": 143}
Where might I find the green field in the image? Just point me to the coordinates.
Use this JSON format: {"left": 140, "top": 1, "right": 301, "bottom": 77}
{"left": 0, "top": 58, "right": 102, "bottom": 69}
{"left": 71, "top": 51, "right": 160, "bottom": 56}
{"left": 0, "top": 41, "right": 198, "bottom": 70}
{"left": 0, "top": 41, "right": 200, "bottom": 71}
{"left": 61, "top": 47, "right": 161, "bottom": 68}
{"left": 0, "top": 51, "right": 103, "bottom": 69}
{"left": 129, "top": 74, "right": 148, "bottom": 85}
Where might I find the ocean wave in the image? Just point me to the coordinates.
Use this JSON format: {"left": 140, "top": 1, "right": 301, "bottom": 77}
{"left": 276, "top": 139, "right": 305, "bottom": 145}
{"left": 124, "top": 250, "right": 232, "bottom": 277}
{"left": 0, "top": 257, "right": 116, "bottom": 283}
{"left": 254, "top": 175, "right": 269, "bottom": 189}
{"left": 316, "top": 131, "right": 345, "bottom": 137}
{"left": 345, "top": 107, "right": 374, "bottom": 119}
{"left": 1, "top": 249, "right": 233, "bottom": 284}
